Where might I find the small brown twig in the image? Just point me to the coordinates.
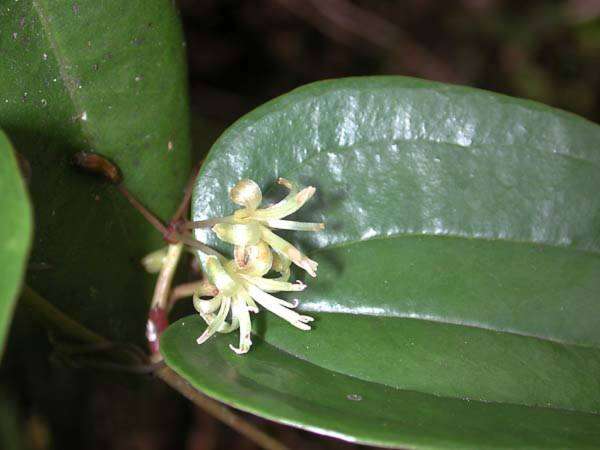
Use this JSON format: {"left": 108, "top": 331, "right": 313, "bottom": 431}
{"left": 117, "top": 184, "right": 171, "bottom": 237}
{"left": 22, "top": 286, "right": 289, "bottom": 450}
{"left": 171, "top": 164, "right": 201, "bottom": 223}
{"left": 275, "top": 0, "right": 461, "bottom": 82}
{"left": 72, "top": 151, "right": 203, "bottom": 245}
{"left": 156, "top": 365, "right": 290, "bottom": 450}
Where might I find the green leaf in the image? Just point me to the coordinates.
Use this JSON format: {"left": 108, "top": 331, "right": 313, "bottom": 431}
{"left": 0, "top": 0, "right": 191, "bottom": 343}
{"left": 0, "top": 132, "right": 32, "bottom": 358}
{"left": 164, "top": 77, "right": 600, "bottom": 448}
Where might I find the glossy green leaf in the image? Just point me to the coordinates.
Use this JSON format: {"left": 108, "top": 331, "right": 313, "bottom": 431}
{"left": 0, "top": 0, "right": 190, "bottom": 342}
{"left": 0, "top": 132, "right": 32, "bottom": 358}
{"left": 163, "top": 77, "right": 600, "bottom": 448}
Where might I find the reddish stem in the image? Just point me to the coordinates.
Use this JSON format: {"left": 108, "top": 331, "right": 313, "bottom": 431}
{"left": 117, "top": 184, "right": 170, "bottom": 238}
{"left": 171, "top": 164, "right": 200, "bottom": 223}
{"left": 146, "top": 306, "right": 169, "bottom": 355}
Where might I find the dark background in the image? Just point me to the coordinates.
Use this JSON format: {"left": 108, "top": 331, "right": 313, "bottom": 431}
{"left": 5, "top": 1, "right": 600, "bottom": 449}
{"left": 184, "top": 0, "right": 600, "bottom": 151}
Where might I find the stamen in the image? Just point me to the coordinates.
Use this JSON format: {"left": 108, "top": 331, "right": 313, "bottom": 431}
{"left": 295, "top": 186, "right": 316, "bottom": 204}
{"left": 205, "top": 256, "right": 239, "bottom": 296}
{"left": 239, "top": 274, "right": 306, "bottom": 293}
{"left": 252, "top": 180, "right": 317, "bottom": 220}
{"left": 237, "top": 288, "right": 259, "bottom": 313}
{"left": 199, "top": 312, "right": 239, "bottom": 333}
{"left": 263, "top": 219, "right": 325, "bottom": 231}
{"left": 228, "top": 295, "right": 252, "bottom": 354}
{"left": 217, "top": 317, "right": 239, "bottom": 334}
{"left": 276, "top": 178, "right": 294, "bottom": 190}
{"left": 196, "top": 296, "right": 231, "bottom": 344}
{"left": 260, "top": 226, "right": 318, "bottom": 277}
{"left": 244, "top": 283, "right": 298, "bottom": 309}
{"left": 193, "top": 293, "right": 222, "bottom": 314}
{"left": 271, "top": 253, "right": 291, "bottom": 281}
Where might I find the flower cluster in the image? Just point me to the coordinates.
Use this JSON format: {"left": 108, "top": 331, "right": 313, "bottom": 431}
{"left": 194, "top": 178, "right": 324, "bottom": 354}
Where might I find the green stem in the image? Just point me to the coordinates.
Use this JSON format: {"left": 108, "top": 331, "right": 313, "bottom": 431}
{"left": 20, "top": 285, "right": 107, "bottom": 345}
{"left": 150, "top": 242, "right": 184, "bottom": 311}
{"left": 20, "top": 285, "right": 143, "bottom": 366}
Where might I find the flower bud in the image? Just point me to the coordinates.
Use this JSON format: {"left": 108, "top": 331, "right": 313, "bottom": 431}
{"left": 230, "top": 179, "right": 262, "bottom": 209}
{"left": 233, "top": 241, "right": 273, "bottom": 276}
{"left": 141, "top": 247, "right": 168, "bottom": 273}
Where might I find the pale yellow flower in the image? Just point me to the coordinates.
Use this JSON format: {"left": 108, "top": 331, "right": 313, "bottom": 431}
{"left": 211, "top": 178, "right": 324, "bottom": 277}
{"left": 194, "top": 255, "right": 313, "bottom": 354}
{"left": 194, "top": 178, "right": 324, "bottom": 354}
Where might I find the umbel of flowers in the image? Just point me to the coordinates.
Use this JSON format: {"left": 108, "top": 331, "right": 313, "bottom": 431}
{"left": 194, "top": 178, "right": 324, "bottom": 354}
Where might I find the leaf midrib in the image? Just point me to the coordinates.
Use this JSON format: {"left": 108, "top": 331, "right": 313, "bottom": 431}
{"left": 32, "top": 0, "right": 97, "bottom": 146}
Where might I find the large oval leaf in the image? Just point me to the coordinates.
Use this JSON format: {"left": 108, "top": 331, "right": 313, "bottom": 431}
{"left": 0, "top": 131, "right": 32, "bottom": 358}
{"left": 0, "top": 0, "right": 190, "bottom": 342}
{"left": 163, "top": 77, "right": 600, "bottom": 448}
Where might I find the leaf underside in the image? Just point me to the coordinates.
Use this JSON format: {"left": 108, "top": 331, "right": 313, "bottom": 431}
{"left": 163, "top": 77, "right": 600, "bottom": 448}
{"left": 0, "top": 131, "right": 32, "bottom": 358}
